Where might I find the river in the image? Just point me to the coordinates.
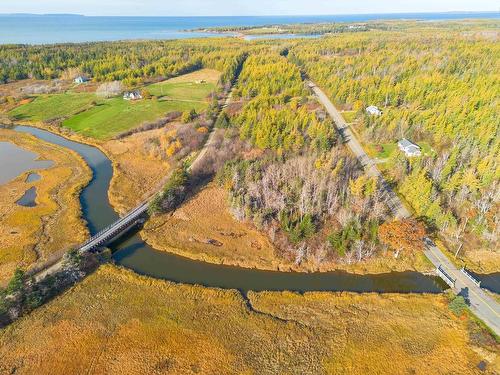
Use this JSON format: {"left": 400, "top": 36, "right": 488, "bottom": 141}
{"left": 4, "top": 125, "right": 461, "bottom": 293}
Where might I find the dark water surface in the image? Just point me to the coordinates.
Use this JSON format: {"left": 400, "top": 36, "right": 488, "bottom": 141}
{"left": 1, "top": 13, "right": 498, "bottom": 44}
{"left": 16, "top": 186, "right": 37, "bottom": 207}
{"left": 7, "top": 125, "right": 474, "bottom": 294}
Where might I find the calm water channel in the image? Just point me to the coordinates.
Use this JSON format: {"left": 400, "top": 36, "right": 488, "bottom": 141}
{"left": 0, "top": 141, "right": 53, "bottom": 185}
{"left": 7, "top": 125, "right": 494, "bottom": 294}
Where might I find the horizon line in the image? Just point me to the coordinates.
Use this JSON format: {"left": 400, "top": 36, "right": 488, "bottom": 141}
{"left": 1, "top": 10, "right": 499, "bottom": 18}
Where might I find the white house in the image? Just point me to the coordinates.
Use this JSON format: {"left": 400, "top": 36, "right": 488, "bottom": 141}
{"left": 366, "top": 105, "right": 382, "bottom": 116}
{"left": 74, "top": 76, "right": 89, "bottom": 84}
{"left": 123, "top": 91, "right": 143, "bottom": 101}
{"left": 398, "top": 138, "right": 422, "bottom": 157}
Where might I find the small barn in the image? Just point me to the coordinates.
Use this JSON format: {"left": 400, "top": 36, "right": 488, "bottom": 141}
{"left": 366, "top": 105, "right": 382, "bottom": 116}
{"left": 123, "top": 91, "right": 143, "bottom": 101}
{"left": 398, "top": 138, "right": 422, "bottom": 157}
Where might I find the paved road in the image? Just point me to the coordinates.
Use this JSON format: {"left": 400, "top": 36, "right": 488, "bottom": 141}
{"left": 307, "top": 81, "right": 410, "bottom": 219}
{"left": 308, "top": 80, "right": 500, "bottom": 336}
{"left": 425, "top": 244, "right": 500, "bottom": 335}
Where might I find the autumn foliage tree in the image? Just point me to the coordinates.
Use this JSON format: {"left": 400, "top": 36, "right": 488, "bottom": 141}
{"left": 378, "top": 219, "right": 426, "bottom": 258}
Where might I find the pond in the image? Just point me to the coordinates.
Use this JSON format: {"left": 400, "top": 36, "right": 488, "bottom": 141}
{"left": 0, "top": 141, "right": 53, "bottom": 185}
{"left": 16, "top": 186, "right": 37, "bottom": 207}
{"left": 25, "top": 172, "right": 41, "bottom": 183}
{"left": 9, "top": 125, "right": 472, "bottom": 294}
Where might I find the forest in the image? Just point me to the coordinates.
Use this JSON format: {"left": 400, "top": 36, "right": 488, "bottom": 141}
{"left": 0, "top": 38, "right": 248, "bottom": 87}
{"left": 192, "top": 22, "right": 374, "bottom": 35}
{"left": 216, "top": 50, "right": 391, "bottom": 265}
{"left": 289, "top": 25, "right": 499, "bottom": 265}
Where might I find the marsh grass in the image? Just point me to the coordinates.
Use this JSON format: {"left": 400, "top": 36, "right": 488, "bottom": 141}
{"left": 0, "top": 265, "right": 497, "bottom": 374}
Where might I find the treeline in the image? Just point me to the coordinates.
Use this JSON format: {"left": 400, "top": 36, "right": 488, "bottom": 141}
{"left": 0, "top": 39, "right": 249, "bottom": 87}
{"left": 290, "top": 28, "right": 499, "bottom": 251}
{"left": 195, "top": 22, "right": 371, "bottom": 35}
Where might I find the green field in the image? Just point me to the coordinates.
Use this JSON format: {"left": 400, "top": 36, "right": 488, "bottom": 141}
{"left": 147, "top": 81, "right": 216, "bottom": 101}
{"left": 63, "top": 98, "right": 206, "bottom": 139}
{"left": 376, "top": 143, "right": 397, "bottom": 159}
{"left": 9, "top": 93, "right": 96, "bottom": 122}
{"left": 8, "top": 74, "right": 214, "bottom": 139}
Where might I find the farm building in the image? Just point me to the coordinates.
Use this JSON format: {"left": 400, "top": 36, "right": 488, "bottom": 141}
{"left": 74, "top": 76, "right": 89, "bottom": 84}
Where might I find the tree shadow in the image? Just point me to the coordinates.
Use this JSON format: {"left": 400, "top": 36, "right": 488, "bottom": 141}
{"left": 458, "top": 287, "right": 471, "bottom": 306}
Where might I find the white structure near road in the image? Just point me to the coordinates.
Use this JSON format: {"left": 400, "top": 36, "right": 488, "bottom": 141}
{"left": 366, "top": 105, "right": 382, "bottom": 116}
{"left": 398, "top": 138, "right": 422, "bottom": 157}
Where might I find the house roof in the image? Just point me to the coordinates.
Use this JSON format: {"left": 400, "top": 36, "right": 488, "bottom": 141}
{"left": 398, "top": 138, "right": 421, "bottom": 151}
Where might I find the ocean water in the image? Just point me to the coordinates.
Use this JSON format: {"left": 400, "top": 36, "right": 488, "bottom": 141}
{"left": 0, "top": 12, "right": 498, "bottom": 44}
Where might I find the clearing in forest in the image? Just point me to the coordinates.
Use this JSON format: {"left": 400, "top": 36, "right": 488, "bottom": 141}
{"left": 147, "top": 68, "right": 220, "bottom": 101}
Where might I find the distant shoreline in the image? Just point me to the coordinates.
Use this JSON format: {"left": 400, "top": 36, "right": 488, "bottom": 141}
{"left": 0, "top": 11, "right": 498, "bottom": 17}
{"left": 1, "top": 12, "right": 498, "bottom": 45}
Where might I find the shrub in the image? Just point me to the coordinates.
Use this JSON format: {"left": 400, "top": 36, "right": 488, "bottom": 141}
{"left": 181, "top": 109, "right": 197, "bottom": 123}
{"left": 449, "top": 295, "right": 467, "bottom": 316}
{"left": 149, "top": 166, "right": 189, "bottom": 215}
{"left": 6, "top": 269, "right": 25, "bottom": 295}
{"left": 215, "top": 112, "right": 231, "bottom": 128}
{"left": 328, "top": 220, "right": 361, "bottom": 257}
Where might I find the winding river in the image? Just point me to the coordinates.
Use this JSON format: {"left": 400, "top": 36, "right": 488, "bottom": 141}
{"left": 8, "top": 125, "right": 460, "bottom": 294}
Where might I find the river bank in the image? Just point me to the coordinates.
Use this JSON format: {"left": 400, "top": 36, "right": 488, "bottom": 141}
{"left": 142, "top": 183, "right": 435, "bottom": 275}
{"left": 0, "top": 127, "right": 91, "bottom": 285}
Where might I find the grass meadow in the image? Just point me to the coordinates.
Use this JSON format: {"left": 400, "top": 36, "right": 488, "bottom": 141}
{"left": 8, "top": 93, "right": 96, "bottom": 122}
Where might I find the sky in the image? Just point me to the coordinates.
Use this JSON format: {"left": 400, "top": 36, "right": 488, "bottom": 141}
{"left": 0, "top": 0, "right": 498, "bottom": 16}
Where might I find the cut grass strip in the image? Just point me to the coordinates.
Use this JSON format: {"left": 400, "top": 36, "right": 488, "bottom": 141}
{"left": 63, "top": 98, "right": 206, "bottom": 139}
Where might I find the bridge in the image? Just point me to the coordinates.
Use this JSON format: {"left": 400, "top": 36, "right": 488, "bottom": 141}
{"left": 78, "top": 201, "right": 149, "bottom": 253}
{"left": 77, "top": 85, "right": 236, "bottom": 254}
